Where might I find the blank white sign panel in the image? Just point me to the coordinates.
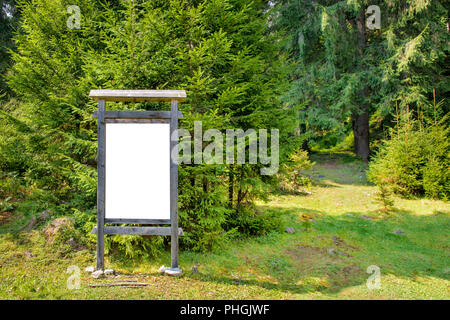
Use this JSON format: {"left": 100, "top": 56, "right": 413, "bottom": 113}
{"left": 105, "top": 123, "right": 170, "bottom": 220}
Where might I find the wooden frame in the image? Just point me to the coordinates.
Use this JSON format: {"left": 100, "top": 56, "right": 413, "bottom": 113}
{"left": 89, "top": 90, "right": 185, "bottom": 271}
{"left": 92, "top": 110, "right": 184, "bottom": 119}
{"left": 104, "top": 218, "right": 171, "bottom": 225}
{"left": 90, "top": 89, "right": 186, "bottom": 102}
{"left": 91, "top": 226, "right": 184, "bottom": 236}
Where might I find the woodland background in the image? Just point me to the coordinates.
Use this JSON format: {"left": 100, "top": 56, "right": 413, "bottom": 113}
{"left": 0, "top": 0, "right": 448, "bottom": 258}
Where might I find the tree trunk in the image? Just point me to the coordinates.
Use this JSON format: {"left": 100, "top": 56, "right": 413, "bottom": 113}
{"left": 301, "top": 138, "right": 311, "bottom": 154}
{"left": 352, "top": 110, "right": 369, "bottom": 162}
{"left": 237, "top": 187, "right": 243, "bottom": 206}
{"left": 353, "top": 10, "right": 370, "bottom": 162}
{"left": 228, "top": 169, "right": 234, "bottom": 208}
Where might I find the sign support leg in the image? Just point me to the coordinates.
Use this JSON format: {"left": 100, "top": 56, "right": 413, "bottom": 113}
{"left": 169, "top": 99, "right": 181, "bottom": 273}
{"left": 96, "top": 99, "right": 106, "bottom": 271}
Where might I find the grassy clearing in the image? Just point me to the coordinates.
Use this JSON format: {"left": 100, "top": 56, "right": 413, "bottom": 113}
{"left": 1, "top": 152, "right": 449, "bottom": 299}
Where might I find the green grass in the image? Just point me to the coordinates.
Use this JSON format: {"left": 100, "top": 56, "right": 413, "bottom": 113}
{"left": 1, "top": 152, "right": 449, "bottom": 299}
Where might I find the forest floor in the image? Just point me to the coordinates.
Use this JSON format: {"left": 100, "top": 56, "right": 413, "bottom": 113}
{"left": 1, "top": 152, "right": 449, "bottom": 299}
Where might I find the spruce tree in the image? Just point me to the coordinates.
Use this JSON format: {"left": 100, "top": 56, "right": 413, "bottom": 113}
{"left": 0, "top": 0, "right": 20, "bottom": 97}
{"left": 274, "top": 0, "right": 449, "bottom": 160}
{"left": 3, "top": 0, "right": 294, "bottom": 252}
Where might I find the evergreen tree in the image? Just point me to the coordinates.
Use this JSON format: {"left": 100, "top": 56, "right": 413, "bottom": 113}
{"left": 3, "top": 0, "right": 294, "bottom": 252}
{"left": 0, "top": 0, "right": 21, "bottom": 97}
{"left": 274, "top": 0, "right": 449, "bottom": 160}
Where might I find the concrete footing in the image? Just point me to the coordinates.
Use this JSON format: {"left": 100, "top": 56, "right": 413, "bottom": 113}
{"left": 164, "top": 267, "right": 182, "bottom": 276}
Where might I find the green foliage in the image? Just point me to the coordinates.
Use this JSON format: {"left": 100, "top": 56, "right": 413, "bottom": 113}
{"left": 0, "top": 171, "right": 23, "bottom": 200}
{"left": 0, "top": 0, "right": 20, "bottom": 97}
{"left": 274, "top": 0, "right": 449, "bottom": 156}
{"left": 373, "top": 183, "right": 395, "bottom": 213}
{"left": 71, "top": 207, "right": 96, "bottom": 237}
{"left": 423, "top": 155, "right": 448, "bottom": 200}
{"left": 277, "top": 148, "right": 314, "bottom": 194}
{"left": 368, "top": 108, "right": 449, "bottom": 200}
{"left": 0, "top": 104, "right": 32, "bottom": 174}
{"left": 45, "top": 217, "right": 90, "bottom": 257}
{"left": 225, "top": 204, "right": 283, "bottom": 237}
{"left": 179, "top": 164, "right": 232, "bottom": 252}
{"left": 0, "top": 0, "right": 298, "bottom": 256}
{"left": 0, "top": 196, "right": 14, "bottom": 212}
{"left": 106, "top": 234, "right": 164, "bottom": 259}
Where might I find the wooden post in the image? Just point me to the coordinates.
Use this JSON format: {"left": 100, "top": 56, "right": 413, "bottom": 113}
{"left": 96, "top": 99, "right": 106, "bottom": 270}
{"left": 170, "top": 100, "right": 179, "bottom": 269}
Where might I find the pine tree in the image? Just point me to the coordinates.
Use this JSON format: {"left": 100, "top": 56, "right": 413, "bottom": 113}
{"left": 274, "top": 0, "right": 449, "bottom": 160}
{"left": 0, "top": 0, "right": 20, "bottom": 97}
{"left": 3, "top": 0, "right": 294, "bottom": 252}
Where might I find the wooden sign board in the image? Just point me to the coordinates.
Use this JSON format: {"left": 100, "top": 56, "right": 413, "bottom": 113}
{"left": 89, "top": 90, "right": 185, "bottom": 273}
{"left": 105, "top": 123, "right": 170, "bottom": 221}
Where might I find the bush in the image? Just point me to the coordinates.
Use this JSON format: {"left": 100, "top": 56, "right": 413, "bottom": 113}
{"left": 0, "top": 171, "right": 24, "bottom": 201}
{"left": 1, "top": 0, "right": 293, "bottom": 257}
{"left": 106, "top": 234, "right": 164, "bottom": 259}
{"left": 373, "top": 182, "right": 395, "bottom": 213}
{"left": 71, "top": 207, "right": 164, "bottom": 258}
{"left": 0, "top": 111, "right": 31, "bottom": 175}
{"left": 423, "top": 155, "right": 449, "bottom": 200}
{"left": 225, "top": 204, "right": 283, "bottom": 237}
{"left": 368, "top": 110, "right": 449, "bottom": 200}
{"left": 277, "top": 149, "right": 314, "bottom": 194}
{"left": 178, "top": 164, "right": 232, "bottom": 252}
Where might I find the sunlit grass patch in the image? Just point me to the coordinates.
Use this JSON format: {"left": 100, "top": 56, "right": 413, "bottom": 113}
{"left": 0, "top": 153, "right": 449, "bottom": 299}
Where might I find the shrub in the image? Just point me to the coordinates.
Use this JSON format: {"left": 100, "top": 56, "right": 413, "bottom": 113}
{"left": 2, "top": 0, "right": 293, "bottom": 256}
{"left": 368, "top": 110, "right": 449, "bottom": 200}
{"left": 225, "top": 204, "right": 283, "bottom": 237}
{"left": 277, "top": 149, "right": 314, "bottom": 194}
{"left": 178, "top": 164, "right": 231, "bottom": 252}
{"left": 423, "top": 155, "right": 449, "bottom": 200}
{"left": 373, "top": 182, "right": 395, "bottom": 213}
{"left": 72, "top": 207, "right": 163, "bottom": 258}
{"left": 106, "top": 234, "right": 164, "bottom": 260}
{"left": 0, "top": 111, "right": 31, "bottom": 175}
{"left": 0, "top": 171, "right": 24, "bottom": 201}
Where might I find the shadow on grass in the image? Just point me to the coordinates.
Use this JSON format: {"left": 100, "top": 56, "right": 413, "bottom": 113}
{"left": 302, "top": 151, "right": 370, "bottom": 187}
{"left": 1, "top": 201, "right": 448, "bottom": 298}
{"left": 271, "top": 184, "right": 341, "bottom": 199}
{"left": 178, "top": 207, "right": 449, "bottom": 296}
{"left": 259, "top": 205, "right": 328, "bottom": 221}
{"left": 310, "top": 209, "right": 449, "bottom": 276}
{"left": 185, "top": 273, "right": 361, "bottom": 295}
